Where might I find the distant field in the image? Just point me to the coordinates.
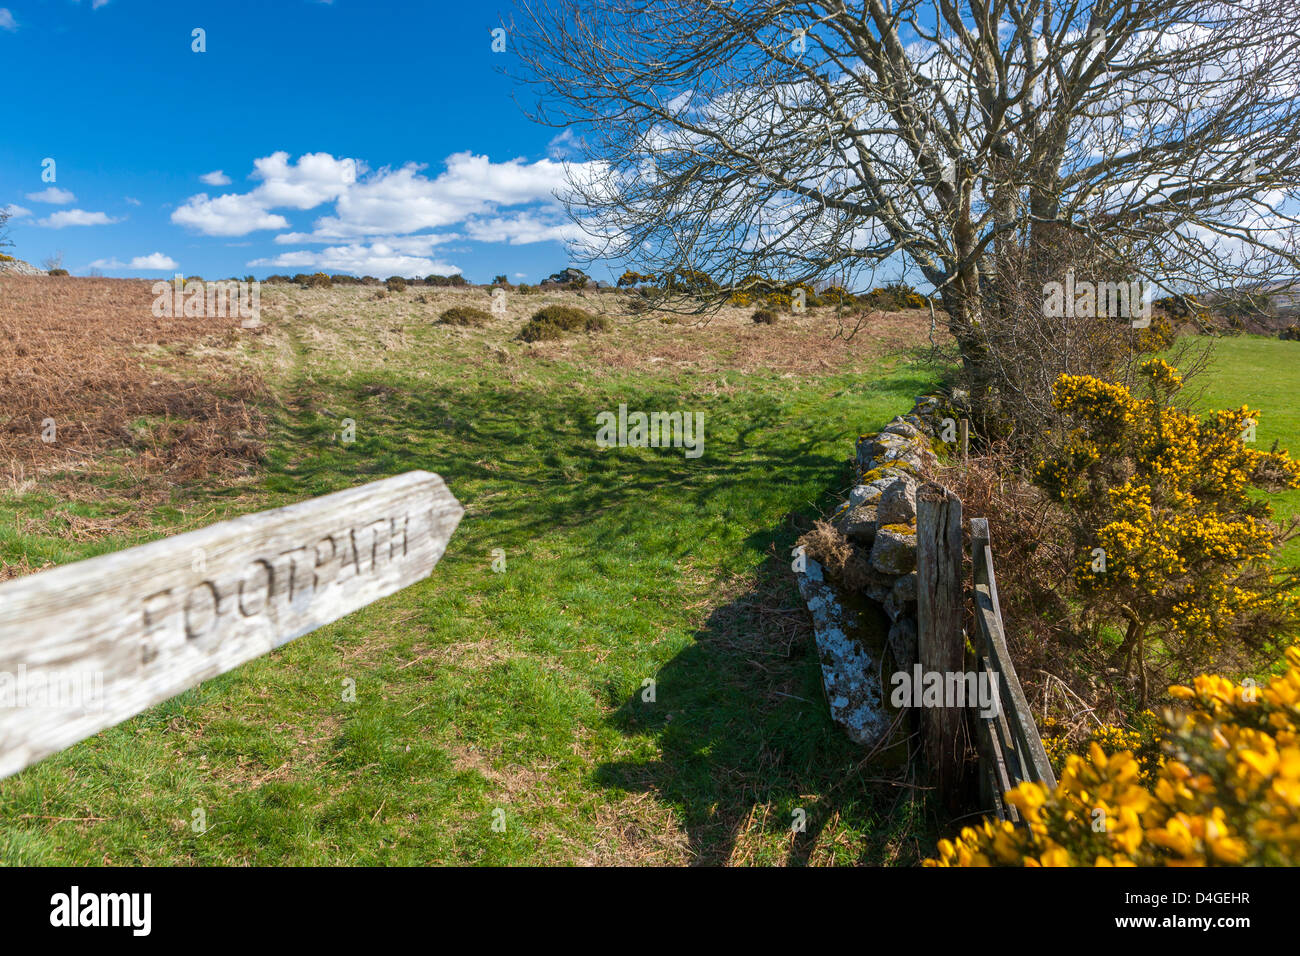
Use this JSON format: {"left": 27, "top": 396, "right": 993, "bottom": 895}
{"left": 1185, "top": 334, "right": 1300, "bottom": 566}
{"left": 0, "top": 278, "right": 943, "bottom": 865}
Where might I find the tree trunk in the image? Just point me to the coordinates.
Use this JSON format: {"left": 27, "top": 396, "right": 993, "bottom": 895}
{"left": 1137, "top": 627, "right": 1149, "bottom": 707}
{"left": 1114, "top": 617, "right": 1140, "bottom": 676}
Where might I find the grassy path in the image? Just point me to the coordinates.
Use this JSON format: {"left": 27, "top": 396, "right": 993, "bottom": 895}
{"left": 1, "top": 295, "right": 942, "bottom": 865}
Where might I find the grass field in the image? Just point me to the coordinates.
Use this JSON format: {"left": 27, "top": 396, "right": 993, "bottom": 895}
{"left": 1184, "top": 334, "right": 1300, "bottom": 566}
{"left": 0, "top": 280, "right": 942, "bottom": 865}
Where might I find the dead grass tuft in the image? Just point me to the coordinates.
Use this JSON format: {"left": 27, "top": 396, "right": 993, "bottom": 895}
{"left": 796, "top": 519, "right": 873, "bottom": 591}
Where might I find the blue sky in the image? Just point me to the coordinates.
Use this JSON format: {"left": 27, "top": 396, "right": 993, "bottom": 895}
{"left": 0, "top": 0, "right": 600, "bottom": 282}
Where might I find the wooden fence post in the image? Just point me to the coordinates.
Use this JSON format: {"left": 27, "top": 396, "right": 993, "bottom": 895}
{"left": 959, "top": 418, "right": 970, "bottom": 461}
{"left": 916, "top": 482, "right": 965, "bottom": 809}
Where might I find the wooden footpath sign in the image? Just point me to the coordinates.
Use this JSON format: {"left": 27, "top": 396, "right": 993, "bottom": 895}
{"left": 0, "top": 471, "right": 464, "bottom": 780}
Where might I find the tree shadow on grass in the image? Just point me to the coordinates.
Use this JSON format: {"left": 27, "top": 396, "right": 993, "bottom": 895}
{"left": 593, "top": 539, "right": 934, "bottom": 866}
{"left": 262, "top": 375, "right": 870, "bottom": 556}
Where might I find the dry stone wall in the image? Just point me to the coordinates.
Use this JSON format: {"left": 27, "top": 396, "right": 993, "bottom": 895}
{"left": 794, "top": 395, "right": 956, "bottom": 746}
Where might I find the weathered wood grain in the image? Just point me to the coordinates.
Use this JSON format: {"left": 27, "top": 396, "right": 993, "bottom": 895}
{"left": 0, "top": 471, "right": 463, "bottom": 779}
{"left": 916, "top": 482, "right": 965, "bottom": 809}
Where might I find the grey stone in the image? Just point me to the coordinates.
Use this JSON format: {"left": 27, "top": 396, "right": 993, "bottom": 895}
{"left": 0, "top": 258, "right": 46, "bottom": 277}
{"left": 794, "top": 558, "right": 894, "bottom": 746}
{"left": 884, "top": 572, "right": 918, "bottom": 622}
{"left": 849, "top": 478, "right": 895, "bottom": 507}
{"left": 870, "top": 525, "right": 917, "bottom": 574}
{"left": 888, "top": 617, "right": 918, "bottom": 672}
{"left": 863, "top": 573, "right": 893, "bottom": 605}
{"left": 882, "top": 435, "right": 939, "bottom": 471}
{"left": 903, "top": 413, "right": 930, "bottom": 435}
{"left": 839, "top": 503, "right": 878, "bottom": 546}
{"left": 881, "top": 417, "right": 924, "bottom": 441}
{"left": 892, "top": 571, "right": 918, "bottom": 604}
{"left": 877, "top": 476, "right": 919, "bottom": 526}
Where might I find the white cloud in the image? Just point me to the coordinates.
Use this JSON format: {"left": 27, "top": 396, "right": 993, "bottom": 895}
{"left": 3, "top": 204, "right": 31, "bottom": 218}
{"left": 173, "top": 150, "right": 602, "bottom": 266}
{"left": 124, "top": 196, "right": 142, "bottom": 206}
{"left": 88, "top": 252, "right": 179, "bottom": 271}
{"left": 37, "top": 209, "right": 122, "bottom": 228}
{"left": 200, "top": 170, "right": 232, "bottom": 186}
{"left": 131, "top": 252, "right": 178, "bottom": 270}
{"left": 0, "top": 9, "right": 16, "bottom": 31}
{"left": 547, "top": 129, "right": 581, "bottom": 160}
{"left": 173, "top": 152, "right": 358, "bottom": 236}
{"left": 172, "top": 192, "right": 290, "bottom": 236}
{"left": 465, "top": 212, "right": 584, "bottom": 245}
{"left": 320, "top": 152, "right": 574, "bottom": 237}
{"left": 250, "top": 239, "right": 460, "bottom": 277}
{"left": 26, "top": 187, "right": 75, "bottom": 205}
{"left": 249, "top": 152, "right": 359, "bottom": 209}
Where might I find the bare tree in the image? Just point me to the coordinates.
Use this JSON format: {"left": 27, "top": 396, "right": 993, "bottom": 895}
{"left": 0, "top": 207, "right": 12, "bottom": 260}
{"left": 510, "top": 0, "right": 1300, "bottom": 420}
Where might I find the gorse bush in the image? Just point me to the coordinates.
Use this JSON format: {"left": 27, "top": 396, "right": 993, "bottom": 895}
{"left": 617, "top": 270, "right": 654, "bottom": 287}
{"left": 1036, "top": 359, "right": 1300, "bottom": 700}
{"left": 862, "top": 281, "right": 928, "bottom": 311}
{"left": 518, "top": 305, "right": 609, "bottom": 342}
{"left": 661, "top": 268, "right": 716, "bottom": 295}
{"left": 1134, "top": 314, "right": 1175, "bottom": 353}
{"left": 928, "top": 646, "right": 1300, "bottom": 866}
{"left": 751, "top": 308, "right": 777, "bottom": 324}
{"left": 385, "top": 276, "right": 407, "bottom": 293}
{"left": 1044, "top": 709, "right": 1165, "bottom": 787}
{"left": 438, "top": 306, "right": 494, "bottom": 327}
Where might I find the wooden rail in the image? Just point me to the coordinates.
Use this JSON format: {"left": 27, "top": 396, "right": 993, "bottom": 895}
{"left": 968, "top": 517, "right": 1057, "bottom": 821}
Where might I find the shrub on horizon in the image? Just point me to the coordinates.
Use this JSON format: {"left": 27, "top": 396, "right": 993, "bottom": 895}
{"left": 518, "top": 305, "right": 609, "bottom": 342}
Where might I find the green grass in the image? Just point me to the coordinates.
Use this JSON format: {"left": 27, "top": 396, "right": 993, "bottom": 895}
{"left": 0, "top": 302, "right": 940, "bottom": 865}
{"left": 1185, "top": 334, "right": 1300, "bottom": 566}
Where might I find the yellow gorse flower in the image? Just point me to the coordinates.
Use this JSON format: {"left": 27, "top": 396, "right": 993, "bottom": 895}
{"left": 926, "top": 649, "right": 1300, "bottom": 866}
